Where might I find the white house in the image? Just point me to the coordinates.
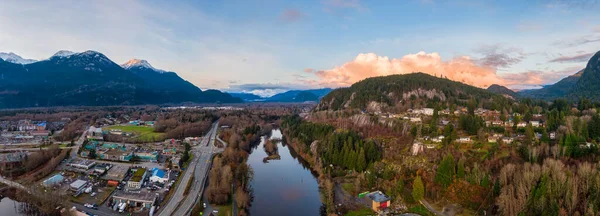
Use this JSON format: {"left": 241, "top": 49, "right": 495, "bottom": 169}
{"left": 431, "top": 135, "right": 445, "bottom": 143}
{"left": 410, "top": 117, "right": 422, "bottom": 123}
{"left": 458, "top": 137, "right": 471, "bottom": 143}
{"left": 502, "top": 137, "right": 514, "bottom": 144}
{"left": 149, "top": 168, "right": 168, "bottom": 184}
{"left": 415, "top": 108, "right": 435, "bottom": 116}
{"left": 517, "top": 122, "right": 527, "bottom": 128}
{"left": 530, "top": 121, "right": 540, "bottom": 127}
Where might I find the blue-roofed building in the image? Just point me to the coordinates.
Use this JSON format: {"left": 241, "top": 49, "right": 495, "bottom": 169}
{"left": 42, "top": 174, "right": 64, "bottom": 186}
{"left": 366, "top": 191, "right": 391, "bottom": 212}
{"left": 36, "top": 122, "right": 46, "bottom": 131}
{"left": 149, "top": 167, "right": 168, "bottom": 183}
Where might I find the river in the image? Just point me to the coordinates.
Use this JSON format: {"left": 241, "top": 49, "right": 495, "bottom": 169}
{"left": 0, "top": 196, "right": 22, "bottom": 216}
{"left": 0, "top": 196, "right": 47, "bottom": 216}
{"left": 247, "top": 129, "right": 323, "bottom": 216}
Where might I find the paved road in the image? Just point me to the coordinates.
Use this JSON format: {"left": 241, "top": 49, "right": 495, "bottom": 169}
{"left": 0, "top": 176, "right": 27, "bottom": 192}
{"left": 159, "top": 121, "right": 223, "bottom": 216}
{"left": 0, "top": 146, "right": 75, "bottom": 152}
{"left": 71, "top": 202, "right": 116, "bottom": 216}
{"left": 420, "top": 199, "right": 444, "bottom": 216}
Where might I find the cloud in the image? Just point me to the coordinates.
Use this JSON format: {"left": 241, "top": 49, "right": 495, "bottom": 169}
{"left": 548, "top": 52, "right": 595, "bottom": 63}
{"left": 517, "top": 22, "right": 543, "bottom": 32}
{"left": 543, "top": 0, "right": 600, "bottom": 9}
{"left": 322, "top": 0, "right": 366, "bottom": 16}
{"left": 279, "top": 9, "right": 304, "bottom": 23}
{"left": 594, "top": 26, "right": 600, "bottom": 32}
{"left": 307, "top": 52, "right": 567, "bottom": 89}
{"left": 323, "top": 0, "right": 364, "bottom": 10}
{"left": 553, "top": 35, "right": 600, "bottom": 47}
{"left": 225, "top": 82, "right": 315, "bottom": 97}
{"left": 474, "top": 44, "right": 526, "bottom": 68}
{"left": 304, "top": 68, "right": 316, "bottom": 73}
{"left": 502, "top": 66, "right": 582, "bottom": 89}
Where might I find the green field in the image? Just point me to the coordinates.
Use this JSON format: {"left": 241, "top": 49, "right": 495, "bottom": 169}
{"left": 105, "top": 125, "right": 164, "bottom": 142}
{"left": 345, "top": 208, "right": 375, "bottom": 216}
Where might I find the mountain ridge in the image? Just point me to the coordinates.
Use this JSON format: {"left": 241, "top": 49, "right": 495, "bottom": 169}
{"left": 229, "top": 88, "right": 332, "bottom": 102}
{"left": 0, "top": 50, "right": 240, "bottom": 108}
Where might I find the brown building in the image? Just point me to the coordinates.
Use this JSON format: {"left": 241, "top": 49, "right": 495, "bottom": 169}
{"left": 0, "top": 152, "right": 27, "bottom": 177}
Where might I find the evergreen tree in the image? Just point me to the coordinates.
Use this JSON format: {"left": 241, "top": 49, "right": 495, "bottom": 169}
{"left": 457, "top": 157, "right": 465, "bottom": 179}
{"left": 412, "top": 176, "right": 425, "bottom": 201}
{"left": 357, "top": 148, "right": 367, "bottom": 171}
{"left": 435, "top": 154, "right": 455, "bottom": 188}
{"left": 525, "top": 124, "right": 535, "bottom": 145}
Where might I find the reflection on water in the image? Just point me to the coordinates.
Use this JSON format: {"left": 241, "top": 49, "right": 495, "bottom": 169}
{"left": 0, "top": 196, "right": 22, "bottom": 216}
{"left": 0, "top": 196, "right": 47, "bottom": 216}
{"left": 248, "top": 129, "right": 323, "bottom": 216}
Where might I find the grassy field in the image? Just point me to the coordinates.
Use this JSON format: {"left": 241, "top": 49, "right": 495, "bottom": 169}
{"left": 345, "top": 208, "right": 375, "bottom": 216}
{"left": 216, "top": 204, "right": 232, "bottom": 216}
{"left": 408, "top": 204, "right": 434, "bottom": 216}
{"left": 105, "top": 125, "right": 164, "bottom": 142}
{"left": 341, "top": 182, "right": 356, "bottom": 195}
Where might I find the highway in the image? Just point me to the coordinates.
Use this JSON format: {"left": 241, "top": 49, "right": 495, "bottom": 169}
{"left": 158, "top": 121, "right": 222, "bottom": 216}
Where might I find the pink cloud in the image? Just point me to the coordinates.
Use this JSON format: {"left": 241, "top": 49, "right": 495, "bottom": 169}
{"left": 308, "top": 52, "right": 573, "bottom": 89}
{"left": 304, "top": 68, "right": 315, "bottom": 73}
{"left": 279, "top": 9, "right": 304, "bottom": 23}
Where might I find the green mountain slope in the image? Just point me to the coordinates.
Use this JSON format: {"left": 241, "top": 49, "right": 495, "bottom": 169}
{"left": 316, "top": 73, "right": 511, "bottom": 111}
{"left": 569, "top": 51, "right": 600, "bottom": 100}
{"left": 518, "top": 69, "right": 583, "bottom": 100}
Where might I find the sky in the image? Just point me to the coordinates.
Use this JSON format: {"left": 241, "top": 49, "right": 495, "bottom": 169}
{"left": 1, "top": 0, "right": 600, "bottom": 97}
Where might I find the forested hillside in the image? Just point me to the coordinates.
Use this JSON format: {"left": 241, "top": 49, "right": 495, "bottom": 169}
{"left": 316, "top": 73, "right": 512, "bottom": 112}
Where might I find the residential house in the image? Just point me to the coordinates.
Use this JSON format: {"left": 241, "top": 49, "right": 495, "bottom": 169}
{"left": 366, "top": 191, "right": 391, "bottom": 212}
{"left": 458, "top": 137, "right": 471, "bottom": 143}
{"left": 502, "top": 137, "right": 514, "bottom": 144}
{"left": 431, "top": 135, "right": 445, "bottom": 143}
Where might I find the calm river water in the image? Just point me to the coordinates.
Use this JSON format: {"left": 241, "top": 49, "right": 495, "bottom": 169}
{"left": 247, "top": 129, "right": 323, "bottom": 216}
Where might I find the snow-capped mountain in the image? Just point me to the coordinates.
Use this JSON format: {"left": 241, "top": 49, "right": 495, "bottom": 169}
{"left": 51, "top": 50, "right": 76, "bottom": 58}
{"left": 121, "top": 59, "right": 166, "bottom": 73}
{"left": 0, "top": 52, "right": 37, "bottom": 64}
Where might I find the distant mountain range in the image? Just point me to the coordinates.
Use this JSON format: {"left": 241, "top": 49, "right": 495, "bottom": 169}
{"left": 487, "top": 50, "right": 600, "bottom": 101}
{"left": 0, "top": 50, "right": 240, "bottom": 108}
{"left": 229, "top": 88, "right": 332, "bottom": 102}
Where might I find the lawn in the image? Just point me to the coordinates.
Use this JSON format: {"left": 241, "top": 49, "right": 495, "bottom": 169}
{"left": 105, "top": 125, "right": 164, "bottom": 142}
{"left": 341, "top": 182, "right": 356, "bottom": 195}
{"left": 345, "top": 208, "right": 375, "bottom": 216}
{"left": 408, "top": 204, "right": 434, "bottom": 216}
{"left": 216, "top": 204, "right": 232, "bottom": 216}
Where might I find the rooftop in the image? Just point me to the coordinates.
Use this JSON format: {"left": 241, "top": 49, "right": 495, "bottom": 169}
{"left": 70, "top": 179, "right": 88, "bottom": 189}
{"left": 151, "top": 167, "right": 165, "bottom": 178}
{"left": 112, "top": 189, "right": 157, "bottom": 202}
{"left": 0, "top": 152, "right": 27, "bottom": 163}
{"left": 103, "top": 165, "right": 129, "bottom": 181}
{"left": 367, "top": 191, "right": 390, "bottom": 203}
{"left": 131, "top": 168, "right": 146, "bottom": 182}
